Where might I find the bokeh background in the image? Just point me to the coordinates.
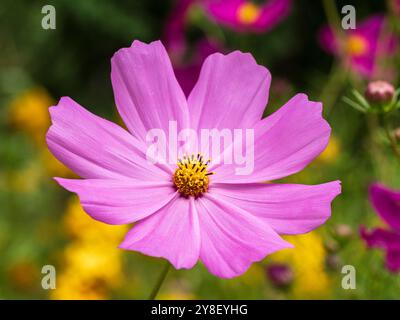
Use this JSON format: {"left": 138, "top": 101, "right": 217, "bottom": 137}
{"left": 1, "top": 0, "right": 400, "bottom": 299}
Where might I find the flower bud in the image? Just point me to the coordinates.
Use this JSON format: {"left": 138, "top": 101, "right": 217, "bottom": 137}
{"left": 334, "top": 224, "right": 353, "bottom": 238}
{"left": 324, "top": 239, "right": 339, "bottom": 253}
{"left": 365, "top": 80, "right": 395, "bottom": 104}
{"left": 266, "top": 264, "right": 293, "bottom": 288}
{"left": 326, "top": 254, "right": 341, "bottom": 271}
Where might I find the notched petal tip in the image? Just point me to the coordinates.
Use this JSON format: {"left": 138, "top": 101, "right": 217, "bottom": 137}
{"left": 111, "top": 39, "right": 166, "bottom": 62}
{"left": 207, "top": 49, "right": 272, "bottom": 78}
{"left": 329, "top": 180, "right": 342, "bottom": 198}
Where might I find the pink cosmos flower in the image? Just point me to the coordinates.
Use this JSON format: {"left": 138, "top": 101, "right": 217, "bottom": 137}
{"left": 164, "top": 0, "right": 221, "bottom": 96}
{"left": 361, "top": 184, "right": 400, "bottom": 273}
{"left": 46, "top": 40, "right": 341, "bottom": 278}
{"left": 318, "top": 15, "right": 397, "bottom": 79}
{"left": 203, "top": 0, "right": 292, "bottom": 33}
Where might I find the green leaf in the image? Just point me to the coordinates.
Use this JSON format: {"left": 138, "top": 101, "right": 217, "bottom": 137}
{"left": 342, "top": 96, "right": 367, "bottom": 113}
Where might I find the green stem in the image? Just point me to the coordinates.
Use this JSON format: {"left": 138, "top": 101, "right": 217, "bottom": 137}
{"left": 322, "top": 0, "right": 344, "bottom": 44}
{"left": 380, "top": 115, "right": 400, "bottom": 164}
{"left": 320, "top": 0, "right": 349, "bottom": 118}
{"left": 319, "top": 63, "right": 348, "bottom": 118}
{"left": 148, "top": 261, "right": 170, "bottom": 300}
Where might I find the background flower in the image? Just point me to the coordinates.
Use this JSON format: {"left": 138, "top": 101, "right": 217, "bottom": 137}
{"left": 204, "top": 0, "right": 292, "bottom": 33}
{"left": 318, "top": 15, "right": 397, "bottom": 79}
{"left": 268, "top": 232, "right": 331, "bottom": 298}
{"left": 361, "top": 184, "right": 400, "bottom": 273}
{"left": 52, "top": 197, "right": 127, "bottom": 300}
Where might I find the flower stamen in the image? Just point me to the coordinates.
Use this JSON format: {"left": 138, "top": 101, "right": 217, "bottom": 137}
{"left": 346, "top": 35, "right": 368, "bottom": 57}
{"left": 237, "top": 2, "right": 261, "bottom": 25}
{"left": 173, "top": 153, "right": 214, "bottom": 197}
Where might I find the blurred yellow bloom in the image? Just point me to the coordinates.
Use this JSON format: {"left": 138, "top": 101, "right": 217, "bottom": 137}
{"left": 8, "top": 87, "right": 53, "bottom": 146}
{"left": 270, "top": 232, "right": 331, "bottom": 298}
{"left": 317, "top": 136, "right": 340, "bottom": 163}
{"left": 51, "top": 271, "right": 108, "bottom": 300}
{"left": 237, "top": 2, "right": 261, "bottom": 25}
{"left": 51, "top": 196, "right": 128, "bottom": 300}
{"left": 346, "top": 35, "right": 368, "bottom": 57}
{"left": 7, "top": 87, "right": 74, "bottom": 178}
{"left": 63, "top": 196, "right": 127, "bottom": 242}
{"left": 63, "top": 240, "right": 124, "bottom": 287}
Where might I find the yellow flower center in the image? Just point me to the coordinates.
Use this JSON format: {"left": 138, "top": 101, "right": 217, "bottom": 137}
{"left": 237, "top": 2, "right": 261, "bottom": 25}
{"left": 346, "top": 35, "right": 368, "bottom": 57}
{"left": 173, "top": 153, "right": 214, "bottom": 197}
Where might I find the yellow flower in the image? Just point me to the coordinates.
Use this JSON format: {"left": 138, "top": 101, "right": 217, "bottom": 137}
{"left": 270, "top": 232, "right": 331, "bottom": 298}
{"left": 62, "top": 240, "right": 124, "bottom": 287}
{"left": 51, "top": 271, "right": 108, "bottom": 300}
{"left": 8, "top": 87, "right": 53, "bottom": 146}
{"left": 346, "top": 34, "right": 369, "bottom": 57}
{"left": 63, "top": 196, "right": 127, "bottom": 243}
{"left": 52, "top": 196, "right": 129, "bottom": 299}
{"left": 237, "top": 2, "right": 261, "bottom": 25}
{"left": 317, "top": 136, "right": 340, "bottom": 164}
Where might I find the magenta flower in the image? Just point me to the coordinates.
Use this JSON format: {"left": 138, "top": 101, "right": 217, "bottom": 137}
{"left": 164, "top": 0, "right": 194, "bottom": 63}
{"left": 163, "top": 0, "right": 221, "bottom": 96}
{"left": 204, "top": 0, "right": 292, "bottom": 33}
{"left": 173, "top": 39, "right": 221, "bottom": 96}
{"left": 361, "top": 184, "right": 400, "bottom": 273}
{"left": 319, "top": 15, "right": 396, "bottom": 79}
{"left": 47, "top": 40, "right": 340, "bottom": 278}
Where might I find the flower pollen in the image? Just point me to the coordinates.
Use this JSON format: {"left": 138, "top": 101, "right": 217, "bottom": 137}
{"left": 173, "top": 153, "right": 214, "bottom": 197}
{"left": 237, "top": 2, "right": 261, "bottom": 25}
{"left": 346, "top": 35, "right": 368, "bottom": 57}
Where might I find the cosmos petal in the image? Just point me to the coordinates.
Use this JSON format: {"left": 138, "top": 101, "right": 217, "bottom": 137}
{"left": 212, "top": 94, "right": 331, "bottom": 183}
{"left": 386, "top": 250, "right": 400, "bottom": 273}
{"left": 369, "top": 183, "right": 400, "bottom": 233}
{"left": 188, "top": 50, "right": 271, "bottom": 131}
{"left": 210, "top": 181, "right": 341, "bottom": 234}
{"left": 119, "top": 196, "right": 201, "bottom": 269}
{"left": 361, "top": 226, "right": 400, "bottom": 273}
{"left": 111, "top": 40, "right": 189, "bottom": 143}
{"left": 46, "top": 97, "right": 170, "bottom": 180}
{"left": 360, "top": 226, "right": 400, "bottom": 251}
{"left": 197, "top": 194, "right": 293, "bottom": 278}
{"left": 55, "top": 178, "right": 176, "bottom": 225}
